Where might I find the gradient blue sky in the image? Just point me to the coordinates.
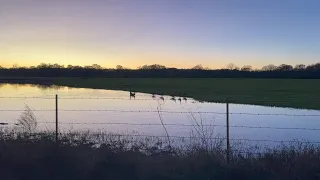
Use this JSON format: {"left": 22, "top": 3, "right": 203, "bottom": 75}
{"left": 0, "top": 0, "right": 319, "bottom": 69}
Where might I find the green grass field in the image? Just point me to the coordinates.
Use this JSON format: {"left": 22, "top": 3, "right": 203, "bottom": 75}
{"left": 51, "top": 78, "right": 320, "bottom": 110}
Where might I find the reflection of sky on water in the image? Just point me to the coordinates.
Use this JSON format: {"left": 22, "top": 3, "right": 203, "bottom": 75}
{"left": 1, "top": 84, "right": 320, "bottom": 149}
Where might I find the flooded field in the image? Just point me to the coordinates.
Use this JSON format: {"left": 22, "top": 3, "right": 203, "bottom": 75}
{"left": 1, "top": 83, "right": 320, "bottom": 149}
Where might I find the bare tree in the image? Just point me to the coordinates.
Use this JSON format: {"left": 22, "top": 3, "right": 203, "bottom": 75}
{"left": 91, "top": 64, "right": 103, "bottom": 69}
{"left": 116, "top": 65, "right": 124, "bottom": 70}
{"left": 306, "top": 63, "right": 320, "bottom": 71}
{"left": 53, "top": 63, "right": 64, "bottom": 68}
{"left": 262, "top": 64, "right": 277, "bottom": 71}
{"left": 277, "top": 64, "right": 293, "bottom": 71}
{"left": 241, "top": 65, "right": 252, "bottom": 71}
{"left": 226, "top": 63, "right": 239, "bottom": 70}
{"left": 294, "top": 64, "right": 306, "bottom": 70}
{"left": 139, "top": 64, "right": 166, "bottom": 70}
{"left": 67, "top": 65, "right": 74, "bottom": 69}
{"left": 12, "top": 64, "right": 19, "bottom": 69}
{"left": 192, "top": 64, "right": 204, "bottom": 70}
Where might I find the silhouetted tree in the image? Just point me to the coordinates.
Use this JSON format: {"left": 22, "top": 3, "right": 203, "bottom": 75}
{"left": 139, "top": 64, "right": 166, "bottom": 70}
{"left": 262, "top": 64, "right": 277, "bottom": 71}
{"left": 192, "top": 64, "right": 204, "bottom": 70}
{"left": 12, "top": 64, "right": 19, "bottom": 69}
{"left": 116, "top": 65, "right": 124, "bottom": 70}
{"left": 306, "top": 63, "right": 320, "bottom": 71}
{"left": 1, "top": 62, "right": 320, "bottom": 79}
{"left": 53, "top": 63, "right": 64, "bottom": 69}
{"left": 226, "top": 63, "right": 239, "bottom": 70}
{"left": 294, "top": 64, "right": 306, "bottom": 71}
{"left": 91, "top": 64, "right": 103, "bottom": 69}
{"left": 277, "top": 64, "right": 293, "bottom": 71}
{"left": 37, "top": 63, "right": 52, "bottom": 69}
{"left": 241, "top": 65, "right": 252, "bottom": 72}
{"left": 67, "top": 65, "right": 74, "bottom": 69}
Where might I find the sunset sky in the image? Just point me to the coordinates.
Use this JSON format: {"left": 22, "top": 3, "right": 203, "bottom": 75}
{"left": 0, "top": 0, "right": 319, "bottom": 69}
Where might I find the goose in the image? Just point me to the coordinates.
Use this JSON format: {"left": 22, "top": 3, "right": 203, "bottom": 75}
{"left": 178, "top": 97, "right": 182, "bottom": 102}
{"left": 159, "top": 96, "right": 165, "bottom": 101}
{"left": 130, "top": 91, "right": 136, "bottom": 99}
{"left": 170, "top": 96, "right": 176, "bottom": 102}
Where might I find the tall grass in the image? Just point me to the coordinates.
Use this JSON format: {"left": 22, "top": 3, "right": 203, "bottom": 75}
{"left": 0, "top": 129, "right": 320, "bottom": 180}
{"left": 1, "top": 105, "right": 319, "bottom": 179}
{"left": 17, "top": 105, "right": 37, "bottom": 132}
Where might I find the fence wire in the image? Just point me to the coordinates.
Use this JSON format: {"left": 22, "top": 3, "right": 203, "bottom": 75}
{"left": 19, "top": 122, "right": 320, "bottom": 131}
{"left": 1, "top": 95, "right": 320, "bottom": 148}
{"left": 1, "top": 108, "right": 320, "bottom": 117}
{"left": 0, "top": 96, "right": 314, "bottom": 103}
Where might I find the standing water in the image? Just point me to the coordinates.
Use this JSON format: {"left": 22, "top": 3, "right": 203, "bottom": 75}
{"left": 1, "top": 83, "right": 320, "bottom": 149}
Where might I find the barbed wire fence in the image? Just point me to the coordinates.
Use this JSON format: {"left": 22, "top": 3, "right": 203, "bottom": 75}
{"left": 1, "top": 95, "right": 320, "bottom": 162}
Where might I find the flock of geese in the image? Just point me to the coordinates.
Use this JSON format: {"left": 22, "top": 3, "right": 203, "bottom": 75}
{"left": 0, "top": 91, "right": 189, "bottom": 126}
{"left": 130, "top": 91, "right": 188, "bottom": 102}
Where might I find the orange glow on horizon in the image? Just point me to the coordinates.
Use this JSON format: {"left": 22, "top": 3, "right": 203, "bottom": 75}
{"left": 0, "top": 58, "right": 266, "bottom": 70}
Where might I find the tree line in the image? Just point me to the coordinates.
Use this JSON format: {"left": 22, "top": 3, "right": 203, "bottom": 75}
{"left": 0, "top": 62, "right": 320, "bottom": 78}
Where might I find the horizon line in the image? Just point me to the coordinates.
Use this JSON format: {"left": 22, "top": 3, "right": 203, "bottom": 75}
{"left": 0, "top": 62, "right": 317, "bottom": 70}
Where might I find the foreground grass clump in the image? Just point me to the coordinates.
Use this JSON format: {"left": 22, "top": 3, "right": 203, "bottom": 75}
{"left": 1, "top": 130, "right": 320, "bottom": 180}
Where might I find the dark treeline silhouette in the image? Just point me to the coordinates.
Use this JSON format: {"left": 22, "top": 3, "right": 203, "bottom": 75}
{"left": 1, "top": 62, "right": 320, "bottom": 79}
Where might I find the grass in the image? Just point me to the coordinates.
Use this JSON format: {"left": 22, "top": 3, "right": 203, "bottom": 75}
{"left": 1, "top": 129, "right": 320, "bottom": 180}
{"left": 50, "top": 78, "right": 320, "bottom": 110}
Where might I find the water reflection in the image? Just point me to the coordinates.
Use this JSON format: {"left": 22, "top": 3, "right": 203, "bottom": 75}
{"left": 1, "top": 83, "right": 320, "bottom": 149}
{"left": 0, "top": 83, "right": 5, "bottom": 89}
{"left": 1, "top": 83, "right": 62, "bottom": 90}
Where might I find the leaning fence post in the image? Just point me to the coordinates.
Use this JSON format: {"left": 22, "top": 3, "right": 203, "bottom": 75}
{"left": 55, "top": 94, "right": 58, "bottom": 143}
{"left": 226, "top": 99, "right": 230, "bottom": 163}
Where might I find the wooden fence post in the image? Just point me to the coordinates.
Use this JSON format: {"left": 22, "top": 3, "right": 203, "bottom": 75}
{"left": 226, "top": 99, "right": 230, "bottom": 163}
{"left": 55, "top": 94, "right": 58, "bottom": 143}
